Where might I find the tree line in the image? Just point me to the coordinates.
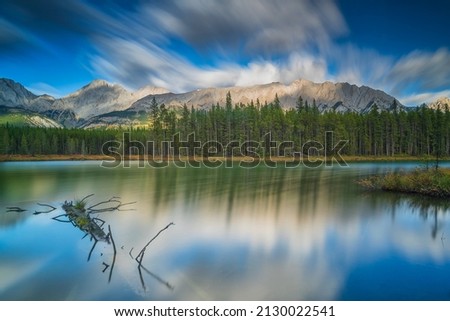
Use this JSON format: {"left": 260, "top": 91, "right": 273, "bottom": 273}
{"left": 1, "top": 94, "right": 449, "bottom": 158}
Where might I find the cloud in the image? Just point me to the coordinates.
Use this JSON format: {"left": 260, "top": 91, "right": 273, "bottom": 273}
{"left": 91, "top": 37, "right": 329, "bottom": 92}
{"left": 388, "top": 48, "right": 450, "bottom": 94}
{"left": 89, "top": 0, "right": 341, "bottom": 92}
{"left": 398, "top": 90, "right": 450, "bottom": 106}
{"left": 0, "top": 0, "right": 122, "bottom": 56}
{"left": 326, "top": 45, "right": 450, "bottom": 105}
{"left": 147, "top": 0, "right": 347, "bottom": 55}
{"left": 2, "top": 0, "right": 449, "bottom": 105}
{"left": 330, "top": 44, "right": 394, "bottom": 88}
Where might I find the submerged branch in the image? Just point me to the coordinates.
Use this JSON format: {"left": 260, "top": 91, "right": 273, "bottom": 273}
{"left": 135, "top": 222, "right": 175, "bottom": 264}
{"left": 33, "top": 203, "right": 57, "bottom": 215}
{"left": 139, "top": 264, "right": 174, "bottom": 291}
{"left": 85, "top": 196, "right": 137, "bottom": 214}
{"left": 107, "top": 225, "right": 117, "bottom": 283}
{"left": 135, "top": 222, "right": 174, "bottom": 290}
{"left": 52, "top": 214, "right": 71, "bottom": 223}
{"left": 88, "top": 238, "right": 98, "bottom": 262}
{"left": 6, "top": 206, "right": 27, "bottom": 213}
{"left": 88, "top": 196, "right": 120, "bottom": 211}
{"left": 27, "top": 194, "right": 173, "bottom": 291}
{"left": 79, "top": 194, "right": 95, "bottom": 204}
{"left": 102, "top": 262, "right": 110, "bottom": 273}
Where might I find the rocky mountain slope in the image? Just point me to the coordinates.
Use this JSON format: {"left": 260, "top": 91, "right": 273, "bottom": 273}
{"left": 0, "top": 78, "right": 169, "bottom": 127}
{"left": 50, "top": 80, "right": 170, "bottom": 119}
{"left": 428, "top": 97, "right": 450, "bottom": 110}
{"left": 130, "top": 79, "right": 401, "bottom": 114}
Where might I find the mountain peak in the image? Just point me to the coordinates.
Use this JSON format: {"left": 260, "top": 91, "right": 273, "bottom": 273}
{"left": 135, "top": 85, "right": 171, "bottom": 97}
{"left": 0, "top": 78, "right": 37, "bottom": 107}
{"left": 83, "top": 79, "right": 111, "bottom": 90}
{"left": 428, "top": 97, "right": 450, "bottom": 110}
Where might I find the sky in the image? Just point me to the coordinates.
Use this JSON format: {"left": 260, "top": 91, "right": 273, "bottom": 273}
{"left": 0, "top": 0, "right": 449, "bottom": 105}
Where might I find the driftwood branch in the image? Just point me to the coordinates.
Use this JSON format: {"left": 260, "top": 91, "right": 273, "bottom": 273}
{"left": 33, "top": 203, "right": 57, "bottom": 215}
{"left": 102, "top": 262, "right": 110, "bottom": 273}
{"left": 92, "top": 217, "right": 106, "bottom": 227}
{"left": 79, "top": 194, "right": 95, "bottom": 204}
{"left": 27, "top": 194, "right": 174, "bottom": 291}
{"left": 139, "top": 264, "right": 174, "bottom": 291}
{"left": 6, "top": 206, "right": 27, "bottom": 213}
{"left": 52, "top": 214, "right": 71, "bottom": 223}
{"left": 107, "top": 225, "right": 117, "bottom": 283}
{"left": 88, "top": 196, "right": 120, "bottom": 211}
{"left": 135, "top": 223, "right": 175, "bottom": 264}
{"left": 88, "top": 239, "right": 98, "bottom": 262}
{"left": 85, "top": 195, "right": 137, "bottom": 214}
{"left": 135, "top": 222, "right": 174, "bottom": 290}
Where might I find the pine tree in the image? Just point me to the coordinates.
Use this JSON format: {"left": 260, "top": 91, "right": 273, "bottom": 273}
{"left": 295, "top": 95, "right": 304, "bottom": 112}
{"left": 19, "top": 133, "right": 29, "bottom": 154}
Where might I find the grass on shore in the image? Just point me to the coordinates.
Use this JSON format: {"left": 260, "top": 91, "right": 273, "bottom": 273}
{"left": 358, "top": 168, "right": 450, "bottom": 198}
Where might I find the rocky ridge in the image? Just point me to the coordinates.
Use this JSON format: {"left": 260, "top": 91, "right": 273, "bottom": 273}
{"left": 0, "top": 77, "right": 412, "bottom": 128}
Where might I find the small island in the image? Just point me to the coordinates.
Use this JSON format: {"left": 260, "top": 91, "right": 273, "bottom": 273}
{"left": 358, "top": 166, "right": 450, "bottom": 198}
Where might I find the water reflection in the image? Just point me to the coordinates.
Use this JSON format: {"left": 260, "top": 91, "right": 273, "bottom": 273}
{"left": 0, "top": 161, "right": 450, "bottom": 300}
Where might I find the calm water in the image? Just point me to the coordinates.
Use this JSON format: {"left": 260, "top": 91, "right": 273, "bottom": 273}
{"left": 0, "top": 161, "right": 450, "bottom": 300}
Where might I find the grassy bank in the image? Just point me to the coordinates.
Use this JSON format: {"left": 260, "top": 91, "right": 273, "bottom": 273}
{"left": 358, "top": 168, "right": 450, "bottom": 198}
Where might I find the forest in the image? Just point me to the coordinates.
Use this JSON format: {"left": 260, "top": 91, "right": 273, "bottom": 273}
{"left": 1, "top": 94, "right": 450, "bottom": 158}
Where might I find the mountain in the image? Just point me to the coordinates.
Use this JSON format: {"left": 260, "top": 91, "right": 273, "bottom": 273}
{"left": 88, "top": 79, "right": 403, "bottom": 127}
{"left": 0, "top": 78, "right": 37, "bottom": 107}
{"left": 1, "top": 77, "right": 404, "bottom": 128}
{"left": 50, "top": 80, "right": 170, "bottom": 120}
{"left": 0, "top": 78, "right": 170, "bottom": 127}
{"left": 428, "top": 97, "right": 450, "bottom": 110}
{"left": 130, "top": 79, "right": 402, "bottom": 114}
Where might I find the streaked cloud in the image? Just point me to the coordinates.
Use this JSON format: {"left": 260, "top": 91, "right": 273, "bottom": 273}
{"left": 147, "top": 0, "right": 347, "bottom": 55}
{"left": 398, "top": 90, "right": 450, "bottom": 106}
{"left": 90, "top": 0, "right": 343, "bottom": 92}
{"left": 389, "top": 48, "right": 450, "bottom": 95}
{"left": 91, "top": 37, "right": 328, "bottom": 92}
{"left": 1, "top": 0, "right": 449, "bottom": 104}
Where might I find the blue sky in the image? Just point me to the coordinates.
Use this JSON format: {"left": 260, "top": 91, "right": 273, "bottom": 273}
{"left": 0, "top": 0, "right": 449, "bottom": 105}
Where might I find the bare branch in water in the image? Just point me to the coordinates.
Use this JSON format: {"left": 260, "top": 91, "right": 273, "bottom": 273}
{"left": 135, "top": 222, "right": 174, "bottom": 290}
{"left": 92, "top": 217, "right": 106, "bottom": 227}
{"left": 139, "top": 263, "right": 174, "bottom": 291}
{"left": 52, "top": 214, "right": 71, "bottom": 223}
{"left": 33, "top": 203, "right": 57, "bottom": 215}
{"left": 83, "top": 195, "right": 137, "bottom": 214}
{"left": 107, "top": 225, "right": 117, "bottom": 283}
{"left": 28, "top": 195, "right": 173, "bottom": 291}
{"left": 88, "top": 196, "right": 121, "bottom": 211}
{"left": 88, "top": 239, "right": 99, "bottom": 262}
{"left": 79, "top": 194, "right": 95, "bottom": 204}
{"left": 6, "top": 206, "right": 27, "bottom": 213}
{"left": 102, "top": 262, "right": 110, "bottom": 273}
{"left": 135, "top": 223, "right": 175, "bottom": 264}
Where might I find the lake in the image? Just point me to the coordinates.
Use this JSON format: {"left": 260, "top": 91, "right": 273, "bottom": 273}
{"left": 1, "top": 161, "right": 450, "bottom": 300}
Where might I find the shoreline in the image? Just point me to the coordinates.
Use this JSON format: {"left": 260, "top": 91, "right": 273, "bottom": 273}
{"left": 1, "top": 154, "right": 449, "bottom": 163}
